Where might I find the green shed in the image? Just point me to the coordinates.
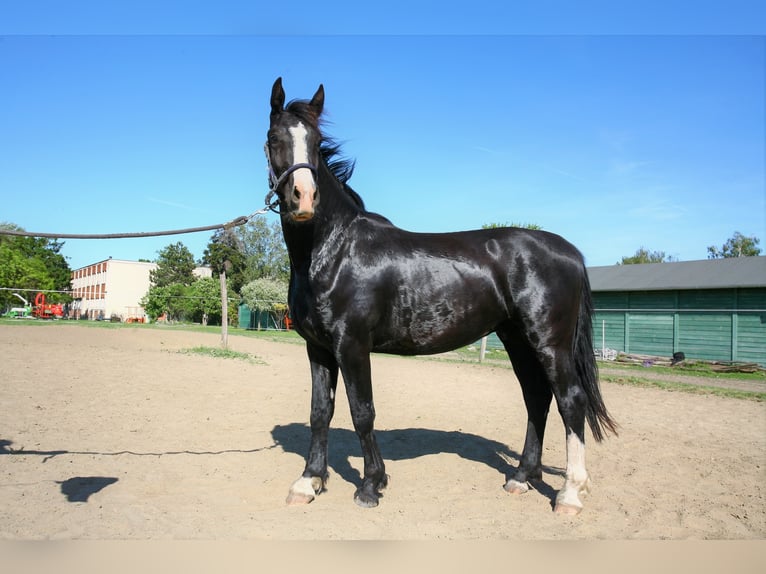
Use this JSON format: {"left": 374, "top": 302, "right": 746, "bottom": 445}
{"left": 238, "top": 302, "right": 282, "bottom": 330}
{"left": 588, "top": 257, "right": 766, "bottom": 365}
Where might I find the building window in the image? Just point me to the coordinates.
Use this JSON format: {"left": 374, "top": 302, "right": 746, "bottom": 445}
{"left": 101, "top": 283, "right": 106, "bottom": 299}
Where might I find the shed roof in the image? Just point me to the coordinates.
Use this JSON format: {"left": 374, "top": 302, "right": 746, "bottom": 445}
{"left": 587, "top": 256, "right": 766, "bottom": 291}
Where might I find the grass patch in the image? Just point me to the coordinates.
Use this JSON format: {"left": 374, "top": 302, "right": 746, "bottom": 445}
{"left": 0, "top": 317, "right": 304, "bottom": 341}
{"left": 599, "top": 374, "right": 766, "bottom": 402}
{"left": 424, "top": 346, "right": 766, "bottom": 401}
{"left": 177, "top": 345, "right": 265, "bottom": 364}
{"left": 601, "top": 359, "right": 766, "bottom": 382}
{"left": 234, "top": 328, "right": 304, "bottom": 344}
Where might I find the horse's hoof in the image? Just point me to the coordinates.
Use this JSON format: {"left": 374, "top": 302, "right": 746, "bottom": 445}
{"left": 286, "top": 475, "right": 324, "bottom": 505}
{"left": 286, "top": 491, "right": 315, "bottom": 505}
{"left": 553, "top": 503, "right": 583, "bottom": 516}
{"left": 503, "top": 479, "right": 530, "bottom": 495}
{"left": 353, "top": 489, "right": 380, "bottom": 508}
{"left": 354, "top": 495, "right": 379, "bottom": 508}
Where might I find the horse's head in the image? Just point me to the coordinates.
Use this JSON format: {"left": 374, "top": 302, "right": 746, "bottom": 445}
{"left": 266, "top": 77, "right": 324, "bottom": 223}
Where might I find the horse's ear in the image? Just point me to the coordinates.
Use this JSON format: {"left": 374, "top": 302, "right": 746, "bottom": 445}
{"left": 309, "top": 84, "right": 324, "bottom": 118}
{"left": 271, "top": 77, "right": 285, "bottom": 117}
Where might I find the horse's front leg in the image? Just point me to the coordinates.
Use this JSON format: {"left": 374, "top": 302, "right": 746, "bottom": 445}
{"left": 286, "top": 344, "right": 338, "bottom": 505}
{"left": 338, "top": 348, "right": 387, "bottom": 508}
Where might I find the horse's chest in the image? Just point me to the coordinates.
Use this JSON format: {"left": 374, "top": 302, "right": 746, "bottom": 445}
{"left": 288, "top": 277, "right": 336, "bottom": 347}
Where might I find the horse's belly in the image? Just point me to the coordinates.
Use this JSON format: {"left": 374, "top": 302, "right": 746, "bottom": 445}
{"left": 374, "top": 333, "right": 489, "bottom": 356}
{"left": 373, "top": 304, "right": 495, "bottom": 356}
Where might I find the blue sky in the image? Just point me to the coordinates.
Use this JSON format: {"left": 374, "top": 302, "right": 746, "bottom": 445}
{"left": 1, "top": 2, "right": 764, "bottom": 271}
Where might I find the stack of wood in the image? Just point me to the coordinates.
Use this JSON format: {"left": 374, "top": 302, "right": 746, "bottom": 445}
{"left": 709, "top": 362, "right": 763, "bottom": 374}
{"left": 614, "top": 353, "right": 675, "bottom": 367}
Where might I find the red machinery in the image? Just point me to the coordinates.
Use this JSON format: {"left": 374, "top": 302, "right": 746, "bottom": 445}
{"left": 32, "top": 292, "right": 64, "bottom": 319}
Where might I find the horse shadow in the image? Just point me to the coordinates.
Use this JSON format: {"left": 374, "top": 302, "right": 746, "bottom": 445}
{"left": 57, "top": 476, "right": 119, "bottom": 502}
{"left": 271, "top": 423, "right": 563, "bottom": 504}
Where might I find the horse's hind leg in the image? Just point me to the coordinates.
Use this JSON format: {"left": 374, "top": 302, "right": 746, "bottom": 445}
{"left": 500, "top": 332, "right": 591, "bottom": 514}
{"left": 498, "top": 333, "right": 553, "bottom": 495}
{"left": 547, "top": 349, "right": 591, "bottom": 515}
{"left": 286, "top": 344, "right": 338, "bottom": 505}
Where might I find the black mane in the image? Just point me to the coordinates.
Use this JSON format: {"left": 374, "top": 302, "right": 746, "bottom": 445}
{"left": 284, "top": 98, "right": 399, "bottom": 220}
{"left": 285, "top": 99, "right": 357, "bottom": 189}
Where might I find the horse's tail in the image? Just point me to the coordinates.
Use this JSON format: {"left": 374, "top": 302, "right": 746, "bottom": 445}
{"left": 575, "top": 270, "right": 619, "bottom": 442}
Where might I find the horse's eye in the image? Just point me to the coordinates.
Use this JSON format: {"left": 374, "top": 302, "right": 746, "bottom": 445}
{"left": 268, "top": 132, "right": 281, "bottom": 145}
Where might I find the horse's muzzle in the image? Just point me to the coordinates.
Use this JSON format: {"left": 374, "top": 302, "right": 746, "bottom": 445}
{"left": 289, "top": 170, "right": 317, "bottom": 221}
{"left": 283, "top": 188, "right": 316, "bottom": 222}
{"left": 290, "top": 209, "right": 315, "bottom": 222}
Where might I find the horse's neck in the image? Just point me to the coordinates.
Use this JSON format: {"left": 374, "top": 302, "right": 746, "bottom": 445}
{"left": 282, "top": 167, "right": 359, "bottom": 274}
{"left": 282, "top": 224, "right": 314, "bottom": 274}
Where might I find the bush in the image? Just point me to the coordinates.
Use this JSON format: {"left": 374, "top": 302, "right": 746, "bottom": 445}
{"left": 240, "top": 278, "right": 288, "bottom": 313}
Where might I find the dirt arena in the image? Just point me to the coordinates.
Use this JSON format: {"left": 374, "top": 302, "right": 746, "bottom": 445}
{"left": 1, "top": 323, "right": 764, "bottom": 540}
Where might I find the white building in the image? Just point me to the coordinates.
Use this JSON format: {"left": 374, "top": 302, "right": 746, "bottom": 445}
{"left": 70, "top": 258, "right": 212, "bottom": 321}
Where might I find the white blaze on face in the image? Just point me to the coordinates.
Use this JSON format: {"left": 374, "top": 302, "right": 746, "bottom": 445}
{"left": 288, "top": 122, "right": 316, "bottom": 213}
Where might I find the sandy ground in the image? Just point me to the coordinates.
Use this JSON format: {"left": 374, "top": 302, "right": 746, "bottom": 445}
{"left": 1, "top": 323, "right": 764, "bottom": 540}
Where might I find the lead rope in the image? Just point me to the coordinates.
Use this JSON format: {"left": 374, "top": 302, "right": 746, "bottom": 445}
{"left": 0, "top": 154, "right": 281, "bottom": 240}
{"left": 0, "top": 148, "right": 306, "bottom": 240}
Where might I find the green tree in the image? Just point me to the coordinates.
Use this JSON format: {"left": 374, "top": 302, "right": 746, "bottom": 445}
{"left": 202, "top": 229, "right": 246, "bottom": 294}
{"left": 707, "top": 232, "right": 761, "bottom": 259}
{"left": 618, "top": 247, "right": 675, "bottom": 265}
{"left": 241, "top": 278, "right": 288, "bottom": 311}
{"left": 0, "top": 223, "right": 72, "bottom": 310}
{"left": 149, "top": 241, "right": 196, "bottom": 287}
{"left": 241, "top": 277, "right": 289, "bottom": 329}
{"left": 185, "top": 277, "right": 223, "bottom": 325}
{"left": 235, "top": 218, "right": 290, "bottom": 283}
{"left": 140, "top": 283, "right": 189, "bottom": 322}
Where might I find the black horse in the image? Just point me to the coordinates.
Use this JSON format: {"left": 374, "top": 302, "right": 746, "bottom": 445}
{"left": 266, "top": 78, "right": 617, "bottom": 514}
